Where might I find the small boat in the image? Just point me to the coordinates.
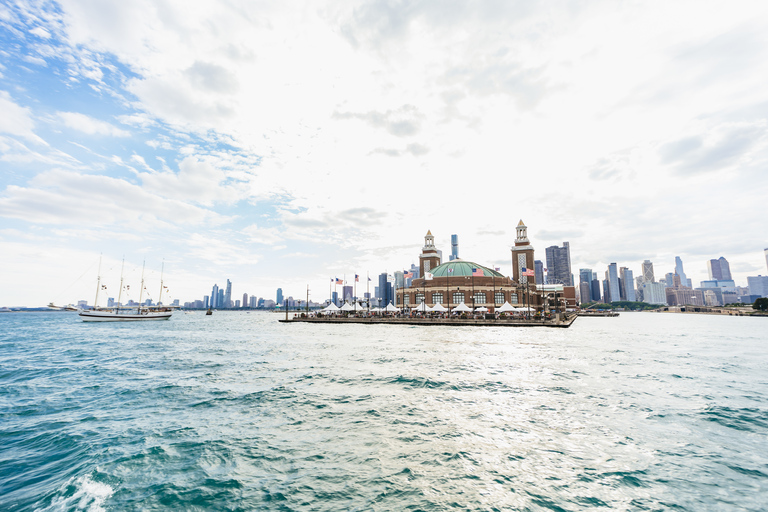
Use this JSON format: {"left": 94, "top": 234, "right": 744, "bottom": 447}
{"left": 206, "top": 308, "right": 213, "bottom": 315}
{"left": 79, "top": 258, "right": 174, "bottom": 322}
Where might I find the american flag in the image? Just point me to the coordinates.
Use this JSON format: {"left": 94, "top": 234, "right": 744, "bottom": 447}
{"left": 495, "top": 267, "right": 500, "bottom": 271}
{"left": 472, "top": 268, "right": 484, "bottom": 277}
{"left": 335, "top": 278, "right": 343, "bottom": 285}
{"left": 448, "top": 268, "right": 454, "bottom": 273}
{"left": 522, "top": 268, "right": 535, "bottom": 277}
{"left": 403, "top": 271, "right": 413, "bottom": 278}
{"left": 355, "top": 274, "right": 359, "bottom": 282}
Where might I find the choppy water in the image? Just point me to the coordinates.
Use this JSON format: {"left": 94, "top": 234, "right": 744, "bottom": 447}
{"left": 1, "top": 311, "right": 767, "bottom": 511}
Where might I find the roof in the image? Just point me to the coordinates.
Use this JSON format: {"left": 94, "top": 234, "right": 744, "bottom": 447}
{"left": 427, "top": 260, "right": 505, "bottom": 278}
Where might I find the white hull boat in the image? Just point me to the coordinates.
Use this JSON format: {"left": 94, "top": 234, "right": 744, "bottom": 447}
{"left": 79, "top": 308, "right": 173, "bottom": 322}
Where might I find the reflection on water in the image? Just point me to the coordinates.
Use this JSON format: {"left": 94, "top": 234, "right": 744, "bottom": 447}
{"left": 1, "top": 311, "right": 766, "bottom": 510}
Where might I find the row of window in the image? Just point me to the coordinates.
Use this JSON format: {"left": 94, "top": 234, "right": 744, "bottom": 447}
{"left": 402, "top": 292, "right": 519, "bottom": 305}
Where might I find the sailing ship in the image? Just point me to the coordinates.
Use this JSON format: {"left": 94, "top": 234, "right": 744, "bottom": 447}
{"left": 79, "top": 258, "right": 174, "bottom": 322}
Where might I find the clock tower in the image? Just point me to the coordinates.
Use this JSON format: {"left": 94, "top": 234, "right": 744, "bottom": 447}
{"left": 511, "top": 220, "right": 536, "bottom": 284}
{"left": 419, "top": 230, "right": 441, "bottom": 278}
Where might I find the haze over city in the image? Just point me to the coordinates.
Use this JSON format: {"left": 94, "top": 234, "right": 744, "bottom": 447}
{"left": 1, "top": 1, "right": 768, "bottom": 307}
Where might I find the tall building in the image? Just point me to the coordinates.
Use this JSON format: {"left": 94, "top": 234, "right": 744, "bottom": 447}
{"left": 211, "top": 284, "right": 219, "bottom": 307}
{"left": 620, "top": 267, "right": 636, "bottom": 302}
{"left": 747, "top": 276, "right": 768, "bottom": 297}
{"left": 378, "top": 273, "right": 393, "bottom": 307}
{"left": 640, "top": 282, "right": 667, "bottom": 305}
{"left": 224, "top": 279, "right": 232, "bottom": 308}
{"left": 419, "top": 230, "right": 441, "bottom": 277}
{"left": 664, "top": 273, "right": 675, "bottom": 288}
{"left": 591, "top": 278, "right": 601, "bottom": 302}
{"left": 276, "top": 288, "right": 283, "bottom": 306}
{"left": 642, "top": 260, "right": 655, "bottom": 283}
{"left": 707, "top": 257, "right": 732, "bottom": 281}
{"left": 545, "top": 242, "right": 572, "bottom": 286}
{"left": 242, "top": 293, "right": 248, "bottom": 308}
{"left": 511, "top": 220, "right": 536, "bottom": 284}
{"left": 675, "top": 256, "right": 691, "bottom": 288}
{"left": 579, "top": 268, "right": 592, "bottom": 304}
{"left": 605, "top": 263, "right": 620, "bottom": 303}
{"left": 535, "top": 260, "right": 545, "bottom": 285}
{"left": 450, "top": 234, "right": 459, "bottom": 261}
{"left": 342, "top": 285, "right": 353, "bottom": 301}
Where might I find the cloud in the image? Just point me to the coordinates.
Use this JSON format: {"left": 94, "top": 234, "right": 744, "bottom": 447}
{"left": 185, "top": 61, "right": 239, "bottom": 94}
{"left": 57, "top": 111, "right": 131, "bottom": 137}
{"left": 333, "top": 105, "right": 423, "bottom": 137}
{"left": 0, "top": 91, "right": 46, "bottom": 144}
{"left": 29, "top": 26, "right": 51, "bottom": 38}
{"left": 658, "top": 122, "right": 768, "bottom": 175}
{"left": 0, "top": 168, "right": 222, "bottom": 227}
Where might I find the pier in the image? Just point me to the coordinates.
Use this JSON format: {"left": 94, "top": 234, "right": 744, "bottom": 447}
{"left": 280, "top": 313, "right": 577, "bottom": 328}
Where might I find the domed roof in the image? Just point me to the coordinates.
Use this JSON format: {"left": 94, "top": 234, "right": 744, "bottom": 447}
{"left": 427, "top": 260, "right": 504, "bottom": 278}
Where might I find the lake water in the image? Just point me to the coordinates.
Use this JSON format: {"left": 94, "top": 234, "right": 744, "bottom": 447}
{"left": 1, "top": 311, "right": 767, "bottom": 511}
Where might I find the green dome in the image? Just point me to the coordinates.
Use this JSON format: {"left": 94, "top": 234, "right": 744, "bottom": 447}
{"left": 427, "top": 260, "right": 504, "bottom": 278}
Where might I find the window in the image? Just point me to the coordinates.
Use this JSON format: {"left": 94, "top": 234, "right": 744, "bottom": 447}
{"left": 510, "top": 293, "right": 519, "bottom": 304}
{"left": 495, "top": 292, "right": 504, "bottom": 305}
{"left": 415, "top": 293, "right": 425, "bottom": 304}
{"left": 431, "top": 292, "right": 443, "bottom": 304}
{"left": 474, "top": 292, "right": 486, "bottom": 304}
{"left": 453, "top": 292, "right": 464, "bottom": 304}
{"left": 404, "top": 295, "right": 410, "bottom": 306}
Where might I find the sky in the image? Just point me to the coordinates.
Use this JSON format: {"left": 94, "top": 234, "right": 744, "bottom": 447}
{"left": 1, "top": 0, "right": 768, "bottom": 307}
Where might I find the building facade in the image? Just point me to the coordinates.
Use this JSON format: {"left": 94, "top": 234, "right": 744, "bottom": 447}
{"left": 707, "top": 257, "right": 732, "bottom": 281}
{"left": 545, "top": 241, "right": 572, "bottom": 286}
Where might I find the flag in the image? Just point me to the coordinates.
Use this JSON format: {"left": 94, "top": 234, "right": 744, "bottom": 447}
{"left": 472, "top": 268, "right": 484, "bottom": 277}
{"left": 355, "top": 274, "right": 359, "bottom": 282}
{"left": 495, "top": 267, "right": 500, "bottom": 271}
{"left": 404, "top": 271, "right": 413, "bottom": 278}
{"left": 447, "top": 268, "right": 454, "bottom": 273}
{"left": 425, "top": 272, "right": 434, "bottom": 280}
{"left": 522, "top": 268, "right": 535, "bottom": 277}
{"left": 368, "top": 277, "right": 371, "bottom": 281}
{"left": 336, "top": 278, "right": 344, "bottom": 285}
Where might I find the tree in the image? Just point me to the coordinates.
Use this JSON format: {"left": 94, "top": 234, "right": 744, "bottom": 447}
{"left": 753, "top": 297, "right": 768, "bottom": 312}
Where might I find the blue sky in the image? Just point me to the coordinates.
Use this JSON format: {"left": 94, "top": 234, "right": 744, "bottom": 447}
{"left": 1, "top": 0, "right": 768, "bottom": 306}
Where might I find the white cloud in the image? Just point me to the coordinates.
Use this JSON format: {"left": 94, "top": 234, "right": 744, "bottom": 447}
{"left": 57, "top": 111, "right": 130, "bottom": 137}
{"left": 0, "top": 91, "right": 46, "bottom": 144}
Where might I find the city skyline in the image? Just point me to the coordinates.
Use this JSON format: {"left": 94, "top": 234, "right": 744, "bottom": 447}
{"left": 1, "top": 2, "right": 768, "bottom": 306}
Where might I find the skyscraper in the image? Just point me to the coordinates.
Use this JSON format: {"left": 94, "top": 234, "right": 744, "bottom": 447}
{"left": 242, "top": 293, "right": 248, "bottom": 308}
{"left": 579, "top": 269, "right": 592, "bottom": 304}
{"left": 642, "top": 260, "right": 655, "bottom": 283}
{"left": 224, "top": 279, "right": 232, "bottom": 308}
{"left": 605, "top": 263, "right": 620, "bottom": 303}
{"left": 620, "top": 267, "right": 636, "bottom": 302}
{"left": 450, "top": 234, "right": 459, "bottom": 261}
{"left": 276, "top": 288, "right": 283, "bottom": 306}
{"left": 544, "top": 242, "right": 572, "bottom": 286}
{"left": 378, "top": 273, "right": 393, "bottom": 307}
{"left": 707, "top": 257, "right": 732, "bottom": 281}
{"left": 675, "top": 256, "right": 690, "bottom": 288}
{"left": 535, "top": 260, "right": 545, "bottom": 285}
{"left": 211, "top": 284, "right": 219, "bottom": 307}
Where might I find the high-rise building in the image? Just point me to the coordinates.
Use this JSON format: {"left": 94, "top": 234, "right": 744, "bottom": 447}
{"left": 450, "top": 234, "right": 459, "bottom": 261}
{"left": 225, "top": 279, "right": 232, "bottom": 308}
{"left": 664, "top": 273, "right": 675, "bottom": 288}
{"left": 642, "top": 260, "right": 655, "bottom": 283}
{"left": 545, "top": 242, "right": 572, "bottom": 286}
{"left": 591, "top": 278, "right": 601, "bottom": 302}
{"left": 579, "top": 268, "right": 592, "bottom": 304}
{"left": 203, "top": 295, "right": 209, "bottom": 309}
{"left": 620, "top": 267, "right": 636, "bottom": 302}
{"left": 535, "top": 260, "right": 545, "bottom": 285}
{"left": 378, "top": 273, "right": 393, "bottom": 307}
{"left": 211, "top": 284, "right": 219, "bottom": 307}
{"left": 747, "top": 276, "right": 768, "bottom": 297}
{"left": 605, "top": 263, "right": 620, "bottom": 303}
{"left": 707, "top": 257, "right": 732, "bottom": 281}
{"left": 342, "top": 285, "right": 353, "bottom": 302}
{"left": 675, "top": 256, "right": 691, "bottom": 288}
{"left": 276, "top": 288, "right": 283, "bottom": 306}
{"left": 640, "top": 282, "right": 667, "bottom": 305}
{"left": 242, "top": 293, "right": 248, "bottom": 308}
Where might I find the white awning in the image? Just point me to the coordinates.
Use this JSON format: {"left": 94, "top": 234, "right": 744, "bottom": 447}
{"left": 451, "top": 302, "right": 472, "bottom": 313}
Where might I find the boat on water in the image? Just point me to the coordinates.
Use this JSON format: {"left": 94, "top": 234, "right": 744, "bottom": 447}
{"left": 79, "top": 258, "right": 174, "bottom": 322}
